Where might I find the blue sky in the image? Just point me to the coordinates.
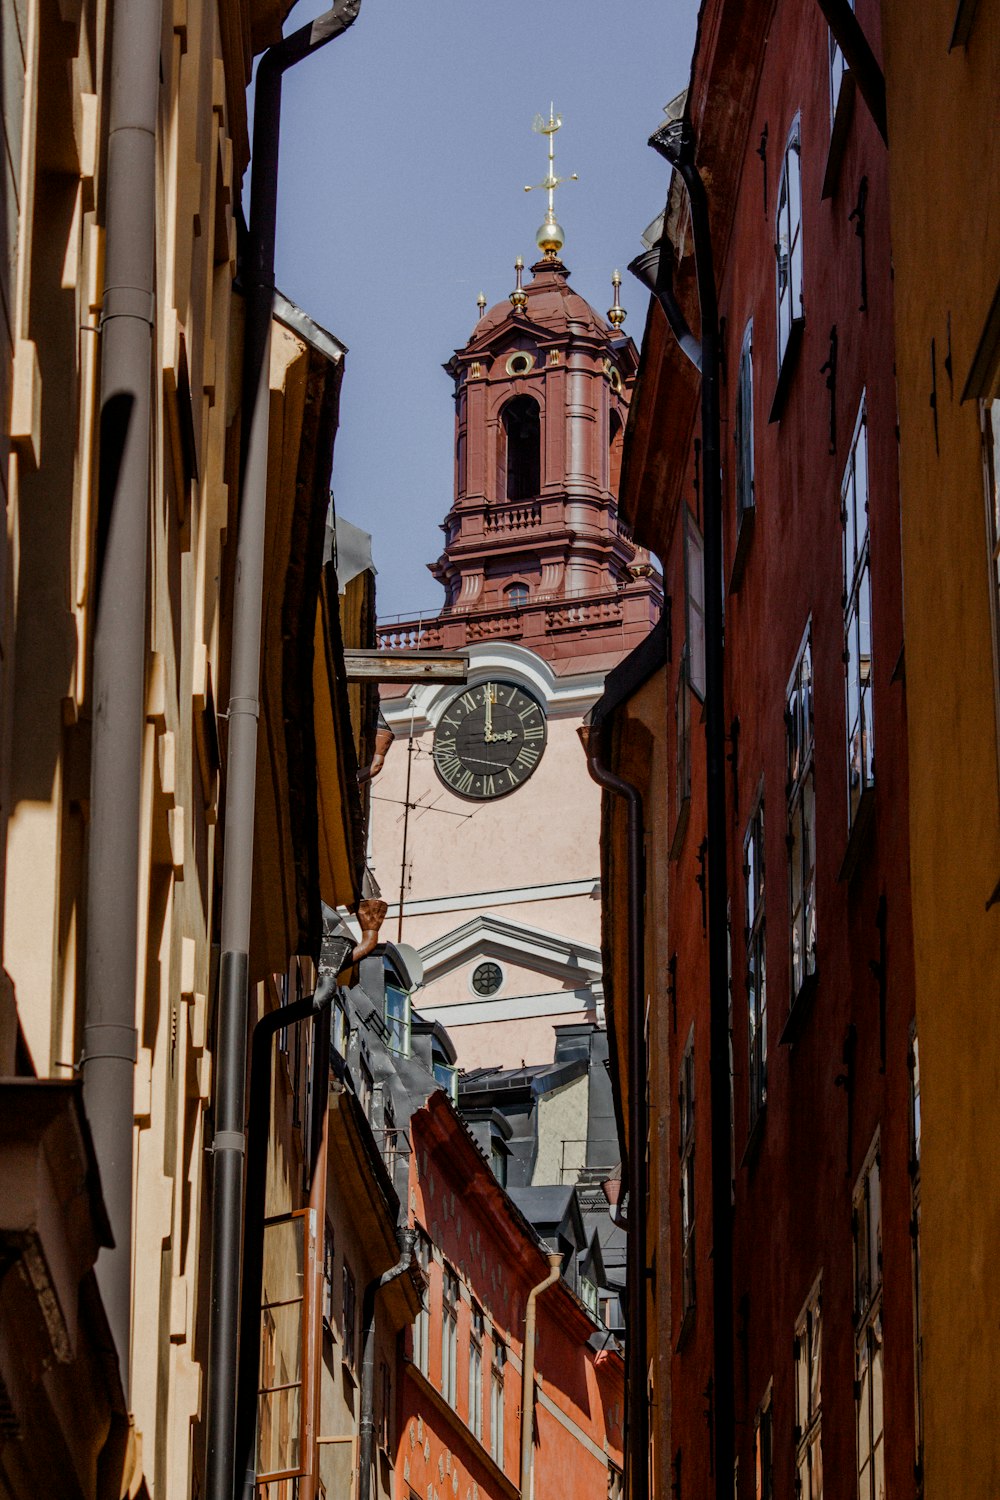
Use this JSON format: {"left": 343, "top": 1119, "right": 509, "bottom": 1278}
{"left": 270, "top": 0, "right": 700, "bottom": 616}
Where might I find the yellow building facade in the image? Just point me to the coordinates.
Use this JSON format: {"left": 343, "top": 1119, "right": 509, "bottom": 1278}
{"left": 879, "top": 2, "right": 1000, "bottom": 1493}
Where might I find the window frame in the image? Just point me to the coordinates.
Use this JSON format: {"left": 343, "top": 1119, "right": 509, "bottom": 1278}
{"left": 441, "top": 1263, "right": 459, "bottom": 1405}
{"left": 684, "top": 509, "right": 707, "bottom": 701}
{"left": 854, "top": 1136, "right": 884, "bottom": 1500}
{"left": 774, "top": 115, "right": 804, "bottom": 375}
{"left": 413, "top": 1229, "right": 431, "bottom": 1377}
{"left": 735, "top": 319, "right": 756, "bottom": 532}
{"left": 786, "top": 625, "right": 817, "bottom": 1005}
{"left": 744, "top": 793, "right": 767, "bottom": 1130}
{"left": 753, "top": 1381, "right": 773, "bottom": 1500}
{"left": 468, "top": 1301, "right": 484, "bottom": 1441}
{"left": 490, "top": 1336, "right": 506, "bottom": 1466}
{"left": 842, "top": 397, "right": 875, "bottom": 831}
{"left": 794, "top": 1276, "right": 823, "bottom": 1500}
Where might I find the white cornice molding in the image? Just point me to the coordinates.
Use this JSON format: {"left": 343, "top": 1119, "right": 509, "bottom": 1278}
{"left": 380, "top": 642, "right": 608, "bottom": 734}
{"left": 420, "top": 990, "right": 596, "bottom": 1027}
{"left": 380, "top": 876, "right": 600, "bottom": 919}
{"left": 419, "top": 912, "right": 603, "bottom": 988}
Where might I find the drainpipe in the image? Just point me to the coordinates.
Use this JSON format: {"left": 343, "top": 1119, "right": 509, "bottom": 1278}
{"left": 357, "top": 1229, "right": 416, "bottom": 1500}
{"left": 579, "top": 725, "right": 647, "bottom": 1500}
{"left": 645, "top": 118, "right": 735, "bottom": 1500}
{"left": 205, "top": 4, "right": 362, "bottom": 1495}
{"left": 629, "top": 246, "right": 702, "bottom": 372}
{"left": 81, "top": 0, "right": 163, "bottom": 1394}
{"left": 519, "top": 1252, "right": 563, "bottom": 1500}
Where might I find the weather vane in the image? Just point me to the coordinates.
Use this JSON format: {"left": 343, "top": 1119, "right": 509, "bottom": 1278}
{"left": 524, "top": 104, "right": 578, "bottom": 259}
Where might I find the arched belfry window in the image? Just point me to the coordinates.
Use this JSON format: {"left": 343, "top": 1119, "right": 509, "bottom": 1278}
{"left": 609, "top": 410, "right": 624, "bottom": 495}
{"left": 500, "top": 396, "right": 541, "bottom": 502}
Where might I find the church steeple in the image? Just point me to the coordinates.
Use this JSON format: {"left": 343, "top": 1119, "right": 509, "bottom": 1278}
{"left": 377, "top": 115, "right": 661, "bottom": 665}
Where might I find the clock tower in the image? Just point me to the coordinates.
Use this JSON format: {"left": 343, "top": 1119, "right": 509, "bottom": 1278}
{"left": 372, "top": 123, "right": 661, "bottom": 1073}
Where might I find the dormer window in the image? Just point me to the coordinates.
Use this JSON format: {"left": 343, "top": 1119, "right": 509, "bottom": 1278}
{"left": 500, "top": 395, "right": 541, "bottom": 501}
{"left": 385, "top": 978, "right": 412, "bottom": 1058}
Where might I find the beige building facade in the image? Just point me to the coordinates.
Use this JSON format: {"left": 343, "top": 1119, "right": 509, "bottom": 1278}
{"left": 0, "top": 0, "right": 372, "bottom": 1491}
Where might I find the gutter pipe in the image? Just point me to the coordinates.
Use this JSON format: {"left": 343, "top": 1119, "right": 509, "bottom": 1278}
{"left": 644, "top": 119, "right": 735, "bottom": 1499}
{"left": 629, "top": 246, "right": 702, "bottom": 372}
{"left": 357, "top": 1229, "right": 417, "bottom": 1500}
{"left": 519, "top": 1251, "right": 563, "bottom": 1500}
{"left": 205, "top": 4, "right": 361, "bottom": 1495}
{"left": 579, "top": 725, "right": 647, "bottom": 1500}
{"left": 82, "top": 0, "right": 163, "bottom": 1393}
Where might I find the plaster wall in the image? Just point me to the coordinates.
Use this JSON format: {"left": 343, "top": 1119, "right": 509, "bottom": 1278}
{"left": 531, "top": 1073, "right": 589, "bottom": 1187}
{"left": 879, "top": 1, "right": 1000, "bottom": 1491}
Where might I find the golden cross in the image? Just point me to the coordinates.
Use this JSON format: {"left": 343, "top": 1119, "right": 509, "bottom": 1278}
{"left": 524, "top": 103, "right": 578, "bottom": 222}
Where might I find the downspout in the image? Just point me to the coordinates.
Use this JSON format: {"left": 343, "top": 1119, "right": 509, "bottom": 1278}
{"left": 234, "top": 904, "right": 384, "bottom": 1500}
{"left": 645, "top": 119, "right": 735, "bottom": 1500}
{"left": 205, "top": 4, "right": 362, "bottom": 1495}
{"left": 357, "top": 1229, "right": 417, "bottom": 1500}
{"left": 629, "top": 246, "right": 702, "bottom": 372}
{"left": 579, "top": 725, "right": 647, "bottom": 1500}
{"left": 82, "top": 0, "right": 163, "bottom": 1392}
{"left": 519, "top": 1252, "right": 563, "bottom": 1500}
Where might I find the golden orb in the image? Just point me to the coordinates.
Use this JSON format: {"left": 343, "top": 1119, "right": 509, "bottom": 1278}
{"left": 536, "top": 211, "right": 565, "bottom": 257}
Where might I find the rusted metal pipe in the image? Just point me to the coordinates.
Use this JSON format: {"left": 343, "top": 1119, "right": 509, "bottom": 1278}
{"left": 519, "top": 1251, "right": 563, "bottom": 1498}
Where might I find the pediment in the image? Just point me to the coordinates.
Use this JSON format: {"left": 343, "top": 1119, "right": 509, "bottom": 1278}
{"left": 419, "top": 913, "right": 602, "bottom": 990}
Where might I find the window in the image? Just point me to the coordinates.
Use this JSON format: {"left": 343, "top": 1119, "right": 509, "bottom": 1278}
{"left": 500, "top": 395, "right": 541, "bottom": 501}
{"left": 331, "top": 993, "right": 348, "bottom": 1059}
{"left": 382, "top": 1096, "right": 399, "bottom": 1177}
{"left": 490, "top": 1338, "right": 506, "bottom": 1466}
{"left": 472, "top": 961, "right": 503, "bottom": 995}
{"left": 504, "top": 582, "right": 529, "bottom": 609}
{"left": 674, "top": 650, "right": 692, "bottom": 840}
{"left": 358, "top": 1054, "right": 374, "bottom": 1120}
{"left": 744, "top": 796, "right": 767, "bottom": 1128}
{"left": 441, "top": 1265, "right": 459, "bottom": 1404}
{"left": 323, "top": 1220, "right": 335, "bottom": 1328}
{"left": 828, "top": 0, "right": 855, "bottom": 123}
{"left": 909, "top": 1030, "right": 924, "bottom": 1483}
{"left": 795, "top": 1280, "right": 823, "bottom": 1500}
{"left": 775, "top": 116, "right": 804, "bottom": 371}
{"left": 469, "top": 1302, "right": 484, "bottom": 1441}
{"left": 787, "top": 629, "right": 817, "bottom": 1001}
{"left": 854, "top": 1139, "right": 884, "bottom": 1500}
{"left": 385, "top": 981, "right": 412, "bottom": 1057}
{"left": 342, "top": 1262, "right": 357, "bottom": 1371}
{"left": 679, "top": 1029, "right": 696, "bottom": 1317}
{"left": 490, "top": 1131, "right": 508, "bottom": 1188}
{"left": 609, "top": 410, "right": 624, "bottom": 494}
{"left": 413, "top": 1231, "right": 431, "bottom": 1376}
{"left": 980, "top": 399, "right": 1000, "bottom": 785}
{"left": 842, "top": 399, "right": 874, "bottom": 828}
{"left": 685, "top": 510, "right": 706, "bottom": 700}
{"left": 257, "top": 1209, "right": 315, "bottom": 1482}
{"left": 433, "top": 1058, "right": 459, "bottom": 1104}
{"left": 608, "top": 1463, "right": 624, "bottom": 1500}
{"left": 735, "top": 321, "right": 755, "bottom": 530}
{"left": 753, "top": 1384, "right": 773, "bottom": 1500}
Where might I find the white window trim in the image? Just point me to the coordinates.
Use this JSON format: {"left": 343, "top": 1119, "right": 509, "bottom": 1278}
{"left": 775, "top": 115, "right": 804, "bottom": 373}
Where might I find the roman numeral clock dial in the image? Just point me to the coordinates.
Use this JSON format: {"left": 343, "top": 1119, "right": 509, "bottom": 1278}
{"left": 433, "top": 681, "right": 547, "bottom": 800}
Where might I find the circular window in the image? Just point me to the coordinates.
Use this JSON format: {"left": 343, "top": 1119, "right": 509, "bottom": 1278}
{"left": 471, "top": 961, "right": 503, "bottom": 997}
{"left": 608, "top": 365, "right": 623, "bottom": 394}
{"left": 506, "top": 351, "right": 535, "bottom": 376}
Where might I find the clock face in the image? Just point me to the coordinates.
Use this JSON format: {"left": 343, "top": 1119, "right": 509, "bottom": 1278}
{"left": 433, "top": 680, "right": 547, "bottom": 800}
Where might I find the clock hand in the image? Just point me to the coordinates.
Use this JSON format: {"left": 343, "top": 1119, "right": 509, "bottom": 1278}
{"left": 484, "top": 683, "right": 494, "bottom": 742}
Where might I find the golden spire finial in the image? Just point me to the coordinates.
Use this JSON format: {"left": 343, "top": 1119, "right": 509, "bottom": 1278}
{"left": 608, "top": 269, "right": 627, "bottom": 329}
{"left": 524, "top": 104, "right": 578, "bottom": 259}
{"left": 477, "top": 291, "right": 487, "bottom": 319}
{"left": 509, "top": 256, "right": 528, "bottom": 313}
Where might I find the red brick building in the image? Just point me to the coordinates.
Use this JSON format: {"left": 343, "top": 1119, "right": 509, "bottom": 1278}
{"left": 595, "top": 2, "right": 920, "bottom": 1497}
{"left": 399, "top": 1091, "right": 624, "bottom": 1500}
